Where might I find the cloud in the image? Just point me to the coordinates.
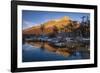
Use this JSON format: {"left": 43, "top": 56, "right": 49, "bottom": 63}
{"left": 22, "top": 20, "right": 39, "bottom": 29}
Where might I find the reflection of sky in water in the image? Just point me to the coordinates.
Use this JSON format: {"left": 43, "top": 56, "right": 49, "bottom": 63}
{"left": 22, "top": 43, "right": 85, "bottom": 62}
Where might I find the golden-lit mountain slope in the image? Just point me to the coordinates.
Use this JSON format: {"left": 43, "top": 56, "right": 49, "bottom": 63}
{"left": 23, "top": 16, "right": 80, "bottom": 35}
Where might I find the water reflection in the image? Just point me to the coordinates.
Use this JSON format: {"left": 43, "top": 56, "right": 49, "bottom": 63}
{"left": 28, "top": 41, "right": 70, "bottom": 57}
{"left": 22, "top": 41, "right": 90, "bottom": 62}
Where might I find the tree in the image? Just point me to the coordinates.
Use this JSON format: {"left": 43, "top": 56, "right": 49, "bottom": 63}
{"left": 64, "top": 21, "right": 74, "bottom": 37}
{"left": 53, "top": 25, "right": 58, "bottom": 37}
{"left": 81, "top": 16, "right": 86, "bottom": 23}
{"left": 40, "top": 24, "right": 45, "bottom": 34}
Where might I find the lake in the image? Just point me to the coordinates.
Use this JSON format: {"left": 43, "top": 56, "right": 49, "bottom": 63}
{"left": 22, "top": 41, "right": 90, "bottom": 62}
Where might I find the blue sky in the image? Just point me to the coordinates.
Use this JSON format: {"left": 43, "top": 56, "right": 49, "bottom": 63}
{"left": 22, "top": 10, "right": 90, "bottom": 29}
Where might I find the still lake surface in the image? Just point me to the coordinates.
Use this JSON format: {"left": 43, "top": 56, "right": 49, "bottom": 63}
{"left": 22, "top": 41, "right": 90, "bottom": 62}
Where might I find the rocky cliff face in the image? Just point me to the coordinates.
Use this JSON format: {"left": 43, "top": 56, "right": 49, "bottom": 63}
{"left": 23, "top": 16, "right": 80, "bottom": 35}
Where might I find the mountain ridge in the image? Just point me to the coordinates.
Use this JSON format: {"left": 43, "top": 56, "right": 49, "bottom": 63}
{"left": 23, "top": 16, "right": 80, "bottom": 35}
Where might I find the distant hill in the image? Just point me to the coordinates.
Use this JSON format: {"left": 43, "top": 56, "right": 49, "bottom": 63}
{"left": 23, "top": 16, "right": 80, "bottom": 35}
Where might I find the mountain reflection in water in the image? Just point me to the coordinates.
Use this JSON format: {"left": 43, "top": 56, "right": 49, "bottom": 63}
{"left": 22, "top": 41, "right": 90, "bottom": 62}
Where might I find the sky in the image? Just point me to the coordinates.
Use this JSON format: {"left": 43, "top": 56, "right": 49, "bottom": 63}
{"left": 22, "top": 10, "right": 90, "bottom": 29}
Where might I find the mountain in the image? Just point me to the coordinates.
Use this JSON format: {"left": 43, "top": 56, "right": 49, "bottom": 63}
{"left": 23, "top": 16, "right": 80, "bottom": 35}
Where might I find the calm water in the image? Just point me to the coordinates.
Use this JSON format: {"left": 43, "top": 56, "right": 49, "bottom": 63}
{"left": 22, "top": 42, "right": 90, "bottom": 62}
